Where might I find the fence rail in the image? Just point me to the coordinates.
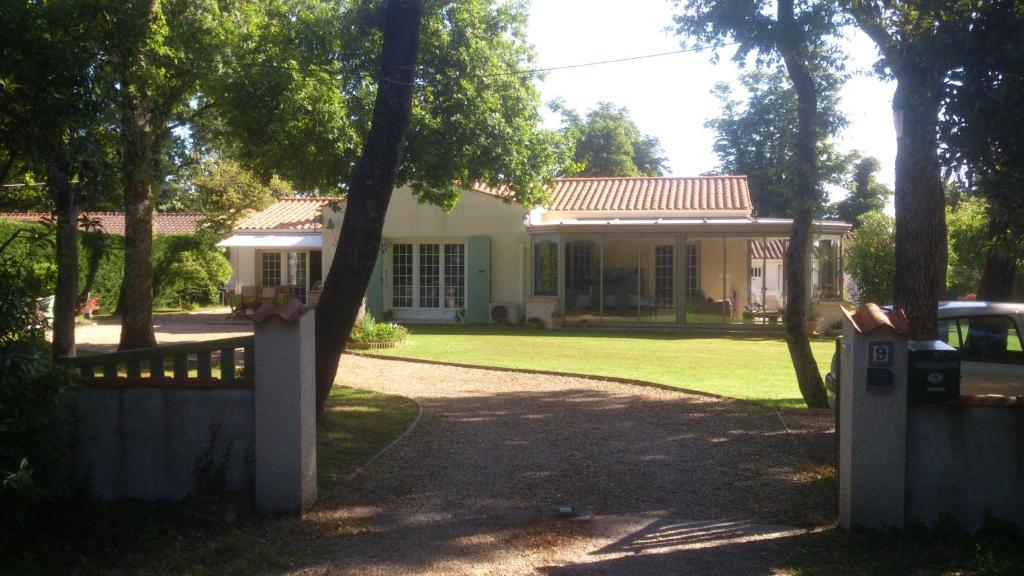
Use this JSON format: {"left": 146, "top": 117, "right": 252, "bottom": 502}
{"left": 65, "top": 336, "right": 255, "bottom": 388}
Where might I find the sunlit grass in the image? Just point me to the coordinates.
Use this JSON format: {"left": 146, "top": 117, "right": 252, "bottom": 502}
{"left": 363, "top": 324, "right": 837, "bottom": 409}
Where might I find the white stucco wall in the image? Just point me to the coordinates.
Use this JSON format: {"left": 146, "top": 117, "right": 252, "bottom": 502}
{"left": 696, "top": 238, "right": 750, "bottom": 315}
{"left": 322, "top": 186, "right": 530, "bottom": 313}
{"left": 230, "top": 247, "right": 257, "bottom": 291}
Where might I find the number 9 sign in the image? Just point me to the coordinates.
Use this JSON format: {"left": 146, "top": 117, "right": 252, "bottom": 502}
{"left": 868, "top": 341, "right": 894, "bottom": 367}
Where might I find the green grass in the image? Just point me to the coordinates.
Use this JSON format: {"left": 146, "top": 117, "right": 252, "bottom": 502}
{"left": 3, "top": 386, "right": 418, "bottom": 575}
{"left": 363, "top": 324, "right": 837, "bottom": 409}
{"left": 317, "top": 387, "right": 419, "bottom": 493}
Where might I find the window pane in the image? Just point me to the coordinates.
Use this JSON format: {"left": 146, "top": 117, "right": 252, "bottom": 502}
{"left": 685, "top": 244, "right": 699, "bottom": 299}
{"left": 444, "top": 244, "right": 465, "bottom": 309}
{"left": 959, "top": 316, "right": 1024, "bottom": 362}
{"left": 938, "top": 319, "right": 961, "bottom": 349}
{"left": 533, "top": 239, "right": 558, "bottom": 296}
{"left": 602, "top": 237, "right": 637, "bottom": 322}
{"left": 419, "top": 244, "right": 440, "bottom": 308}
{"left": 565, "top": 239, "right": 598, "bottom": 322}
{"left": 392, "top": 244, "right": 413, "bottom": 307}
{"left": 261, "top": 252, "right": 281, "bottom": 287}
{"left": 287, "top": 252, "right": 308, "bottom": 300}
{"left": 655, "top": 245, "right": 674, "bottom": 311}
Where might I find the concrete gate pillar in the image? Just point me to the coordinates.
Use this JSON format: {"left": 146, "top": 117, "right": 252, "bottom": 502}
{"left": 838, "top": 303, "right": 909, "bottom": 531}
{"left": 254, "top": 299, "right": 317, "bottom": 515}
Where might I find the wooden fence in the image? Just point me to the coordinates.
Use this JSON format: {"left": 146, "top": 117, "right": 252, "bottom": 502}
{"left": 65, "top": 336, "right": 255, "bottom": 388}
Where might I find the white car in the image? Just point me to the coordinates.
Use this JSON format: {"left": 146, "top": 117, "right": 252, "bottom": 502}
{"left": 827, "top": 301, "right": 1024, "bottom": 397}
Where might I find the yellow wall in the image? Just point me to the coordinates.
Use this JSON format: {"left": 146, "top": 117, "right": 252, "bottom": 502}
{"left": 695, "top": 238, "right": 750, "bottom": 314}
{"left": 322, "top": 186, "right": 530, "bottom": 310}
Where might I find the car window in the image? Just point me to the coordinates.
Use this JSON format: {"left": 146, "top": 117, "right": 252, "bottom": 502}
{"left": 956, "top": 315, "right": 1024, "bottom": 363}
{"left": 938, "top": 318, "right": 962, "bottom": 349}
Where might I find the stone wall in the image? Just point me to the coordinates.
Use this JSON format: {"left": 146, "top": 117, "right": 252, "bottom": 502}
{"left": 906, "top": 404, "right": 1024, "bottom": 532}
{"left": 74, "top": 387, "right": 253, "bottom": 501}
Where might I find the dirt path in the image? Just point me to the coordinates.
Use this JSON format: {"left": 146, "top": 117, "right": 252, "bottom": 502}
{"left": 296, "top": 354, "right": 835, "bottom": 575}
{"left": 73, "top": 308, "right": 252, "bottom": 352}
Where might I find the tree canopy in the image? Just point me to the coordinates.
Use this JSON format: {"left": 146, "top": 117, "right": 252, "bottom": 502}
{"left": 829, "top": 155, "right": 892, "bottom": 226}
{"left": 706, "top": 68, "right": 848, "bottom": 217}
{"left": 205, "top": 0, "right": 561, "bottom": 211}
{"left": 553, "top": 100, "right": 668, "bottom": 177}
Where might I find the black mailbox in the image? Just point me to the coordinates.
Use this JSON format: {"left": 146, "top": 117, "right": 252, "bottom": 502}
{"left": 907, "top": 340, "right": 960, "bottom": 404}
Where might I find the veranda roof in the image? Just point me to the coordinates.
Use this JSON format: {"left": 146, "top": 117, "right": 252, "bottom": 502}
{"left": 216, "top": 233, "right": 322, "bottom": 249}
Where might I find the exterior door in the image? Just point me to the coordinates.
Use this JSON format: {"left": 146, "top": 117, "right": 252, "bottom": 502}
{"left": 390, "top": 241, "right": 466, "bottom": 321}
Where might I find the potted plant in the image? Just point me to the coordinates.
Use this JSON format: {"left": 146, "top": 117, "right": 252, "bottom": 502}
{"left": 453, "top": 308, "right": 466, "bottom": 323}
{"left": 807, "top": 304, "right": 822, "bottom": 335}
{"left": 550, "top": 309, "right": 563, "bottom": 329}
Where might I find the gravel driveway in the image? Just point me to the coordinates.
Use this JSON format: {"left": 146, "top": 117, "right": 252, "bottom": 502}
{"left": 297, "top": 354, "right": 836, "bottom": 575}
{"left": 73, "top": 308, "right": 252, "bottom": 352}
{"left": 74, "top": 317, "right": 836, "bottom": 574}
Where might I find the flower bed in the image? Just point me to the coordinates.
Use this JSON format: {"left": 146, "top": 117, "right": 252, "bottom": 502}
{"left": 349, "top": 314, "right": 409, "bottom": 349}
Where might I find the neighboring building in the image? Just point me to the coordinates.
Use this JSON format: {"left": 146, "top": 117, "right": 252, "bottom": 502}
{"left": 220, "top": 176, "right": 852, "bottom": 327}
{"left": 0, "top": 211, "right": 202, "bottom": 235}
{"left": 217, "top": 198, "right": 340, "bottom": 302}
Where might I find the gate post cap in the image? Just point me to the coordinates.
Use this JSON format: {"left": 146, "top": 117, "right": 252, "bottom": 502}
{"left": 842, "top": 303, "right": 909, "bottom": 335}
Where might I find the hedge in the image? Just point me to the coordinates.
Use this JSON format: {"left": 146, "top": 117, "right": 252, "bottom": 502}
{"left": 0, "top": 219, "right": 231, "bottom": 313}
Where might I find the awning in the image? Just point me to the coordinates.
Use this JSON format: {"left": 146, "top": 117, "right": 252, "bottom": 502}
{"left": 216, "top": 233, "right": 322, "bottom": 249}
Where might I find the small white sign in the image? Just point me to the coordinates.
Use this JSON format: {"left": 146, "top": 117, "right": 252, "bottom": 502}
{"left": 868, "top": 341, "right": 894, "bottom": 367}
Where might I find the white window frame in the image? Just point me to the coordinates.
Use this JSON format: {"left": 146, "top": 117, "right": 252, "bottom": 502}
{"left": 388, "top": 240, "right": 467, "bottom": 313}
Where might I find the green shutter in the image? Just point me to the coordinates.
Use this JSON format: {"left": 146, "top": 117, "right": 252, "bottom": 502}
{"left": 466, "top": 236, "right": 491, "bottom": 323}
{"left": 366, "top": 247, "right": 384, "bottom": 318}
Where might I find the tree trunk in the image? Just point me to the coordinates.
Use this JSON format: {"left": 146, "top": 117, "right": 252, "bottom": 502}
{"left": 314, "top": 0, "right": 422, "bottom": 417}
{"left": 892, "top": 70, "right": 946, "bottom": 340}
{"left": 778, "top": 0, "right": 828, "bottom": 408}
{"left": 47, "top": 157, "right": 77, "bottom": 360}
{"left": 118, "top": 89, "right": 158, "bottom": 350}
{"left": 116, "top": 0, "right": 160, "bottom": 350}
{"left": 977, "top": 212, "right": 1017, "bottom": 300}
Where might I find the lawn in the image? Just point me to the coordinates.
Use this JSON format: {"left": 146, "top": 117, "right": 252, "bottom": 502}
{"left": 4, "top": 386, "right": 419, "bottom": 575}
{"left": 363, "top": 324, "right": 837, "bottom": 409}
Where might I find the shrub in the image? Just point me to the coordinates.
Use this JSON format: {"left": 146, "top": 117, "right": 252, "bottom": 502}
{"left": 0, "top": 229, "right": 74, "bottom": 551}
{"left": 526, "top": 317, "right": 545, "bottom": 329}
{"left": 159, "top": 248, "right": 232, "bottom": 309}
{"left": 0, "top": 220, "right": 230, "bottom": 313}
{"left": 350, "top": 314, "right": 409, "bottom": 344}
{"left": 844, "top": 211, "right": 895, "bottom": 305}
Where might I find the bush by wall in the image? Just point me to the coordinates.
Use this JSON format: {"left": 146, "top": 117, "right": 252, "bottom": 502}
{"left": 0, "top": 231, "right": 75, "bottom": 551}
{"left": 0, "top": 219, "right": 231, "bottom": 313}
{"left": 350, "top": 314, "right": 409, "bottom": 345}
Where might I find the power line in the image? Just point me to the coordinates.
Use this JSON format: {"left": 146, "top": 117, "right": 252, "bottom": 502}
{"left": 146, "top": 41, "right": 740, "bottom": 81}
{"left": 473, "top": 43, "right": 740, "bottom": 79}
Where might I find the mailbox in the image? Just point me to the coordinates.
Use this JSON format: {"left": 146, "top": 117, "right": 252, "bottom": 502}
{"left": 907, "top": 340, "right": 960, "bottom": 404}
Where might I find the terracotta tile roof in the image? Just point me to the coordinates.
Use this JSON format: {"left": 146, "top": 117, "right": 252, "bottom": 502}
{"left": 0, "top": 212, "right": 201, "bottom": 235}
{"left": 547, "top": 176, "right": 752, "bottom": 213}
{"left": 751, "top": 235, "right": 848, "bottom": 261}
{"left": 750, "top": 240, "right": 786, "bottom": 260}
{"left": 235, "top": 198, "right": 343, "bottom": 231}
{"left": 843, "top": 303, "right": 909, "bottom": 335}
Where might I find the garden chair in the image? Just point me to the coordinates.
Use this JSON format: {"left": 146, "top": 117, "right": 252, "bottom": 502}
{"left": 227, "top": 286, "right": 259, "bottom": 319}
{"left": 260, "top": 286, "right": 276, "bottom": 305}
{"left": 274, "top": 285, "right": 293, "bottom": 305}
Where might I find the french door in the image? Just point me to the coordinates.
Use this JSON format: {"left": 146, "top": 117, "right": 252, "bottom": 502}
{"left": 391, "top": 241, "right": 465, "bottom": 320}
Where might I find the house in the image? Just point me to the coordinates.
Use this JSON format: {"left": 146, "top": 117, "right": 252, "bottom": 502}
{"left": 219, "top": 176, "right": 852, "bottom": 327}
{"left": 216, "top": 198, "right": 340, "bottom": 302}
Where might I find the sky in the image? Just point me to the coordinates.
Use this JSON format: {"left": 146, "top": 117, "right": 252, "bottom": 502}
{"left": 526, "top": 0, "right": 898, "bottom": 201}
